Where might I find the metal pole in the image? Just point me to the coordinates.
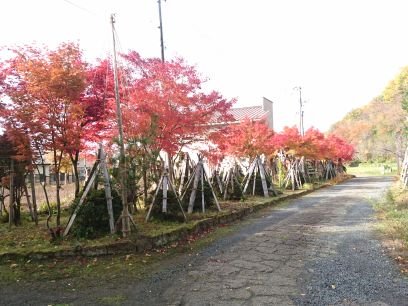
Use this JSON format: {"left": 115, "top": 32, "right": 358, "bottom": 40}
{"left": 111, "top": 14, "right": 131, "bottom": 237}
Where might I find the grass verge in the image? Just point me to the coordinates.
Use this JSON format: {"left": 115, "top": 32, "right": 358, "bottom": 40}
{"left": 374, "top": 182, "right": 408, "bottom": 274}
{"left": 0, "top": 175, "right": 351, "bottom": 284}
{"left": 0, "top": 217, "right": 238, "bottom": 286}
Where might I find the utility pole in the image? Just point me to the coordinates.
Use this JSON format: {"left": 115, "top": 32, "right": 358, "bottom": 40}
{"left": 157, "top": 0, "right": 172, "bottom": 175}
{"left": 294, "top": 86, "right": 304, "bottom": 137}
{"left": 110, "top": 14, "right": 132, "bottom": 237}
{"left": 158, "top": 0, "right": 165, "bottom": 62}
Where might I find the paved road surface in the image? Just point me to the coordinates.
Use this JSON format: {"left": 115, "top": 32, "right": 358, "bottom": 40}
{"left": 1, "top": 176, "right": 408, "bottom": 305}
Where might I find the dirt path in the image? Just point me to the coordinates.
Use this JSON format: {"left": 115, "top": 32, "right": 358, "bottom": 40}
{"left": 1, "top": 176, "right": 407, "bottom": 305}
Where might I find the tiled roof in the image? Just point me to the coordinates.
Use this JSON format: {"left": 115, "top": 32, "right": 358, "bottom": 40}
{"left": 228, "top": 106, "right": 268, "bottom": 122}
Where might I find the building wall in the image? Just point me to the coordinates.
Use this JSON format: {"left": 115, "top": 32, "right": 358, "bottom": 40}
{"left": 262, "top": 97, "right": 274, "bottom": 130}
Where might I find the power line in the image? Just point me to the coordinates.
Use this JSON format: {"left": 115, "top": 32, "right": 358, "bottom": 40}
{"left": 61, "top": 0, "right": 98, "bottom": 16}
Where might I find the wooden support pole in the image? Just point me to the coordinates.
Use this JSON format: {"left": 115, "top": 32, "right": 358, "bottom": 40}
{"left": 215, "top": 170, "right": 223, "bottom": 195}
{"left": 180, "top": 166, "right": 197, "bottom": 201}
{"left": 100, "top": 147, "right": 115, "bottom": 234}
{"left": 203, "top": 167, "right": 221, "bottom": 211}
{"left": 258, "top": 158, "right": 269, "bottom": 197}
{"left": 167, "top": 176, "right": 187, "bottom": 221}
{"left": 223, "top": 169, "right": 231, "bottom": 200}
{"left": 63, "top": 162, "right": 100, "bottom": 237}
{"left": 145, "top": 174, "right": 164, "bottom": 221}
{"left": 162, "top": 171, "right": 168, "bottom": 213}
{"left": 201, "top": 169, "right": 205, "bottom": 213}
{"left": 242, "top": 159, "right": 256, "bottom": 194}
{"left": 178, "top": 158, "right": 187, "bottom": 195}
{"left": 188, "top": 161, "right": 202, "bottom": 213}
{"left": 252, "top": 164, "right": 257, "bottom": 196}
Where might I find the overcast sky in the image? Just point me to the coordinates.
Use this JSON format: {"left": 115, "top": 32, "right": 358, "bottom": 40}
{"left": 2, "top": 0, "right": 408, "bottom": 132}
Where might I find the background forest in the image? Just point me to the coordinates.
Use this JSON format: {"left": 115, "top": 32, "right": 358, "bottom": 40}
{"left": 330, "top": 66, "right": 408, "bottom": 166}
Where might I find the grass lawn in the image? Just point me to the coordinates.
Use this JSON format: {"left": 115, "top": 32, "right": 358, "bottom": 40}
{"left": 347, "top": 162, "right": 398, "bottom": 177}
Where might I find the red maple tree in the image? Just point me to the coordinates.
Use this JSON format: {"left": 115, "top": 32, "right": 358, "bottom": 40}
{"left": 119, "top": 51, "right": 234, "bottom": 157}
{"left": 218, "top": 119, "right": 275, "bottom": 159}
{"left": 0, "top": 42, "right": 96, "bottom": 229}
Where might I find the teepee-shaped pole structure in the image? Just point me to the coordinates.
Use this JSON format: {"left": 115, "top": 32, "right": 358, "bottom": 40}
{"left": 181, "top": 157, "right": 221, "bottom": 214}
{"left": 63, "top": 145, "right": 115, "bottom": 237}
{"left": 242, "top": 156, "right": 277, "bottom": 197}
{"left": 177, "top": 153, "right": 194, "bottom": 195}
{"left": 324, "top": 160, "right": 336, "bottom": 180}
{"left": 145, "top": 167, "right": 186, "bottom": 222}
{"left": 298, "top": 156, "right": 309, "bottom": 183}
{"left": 284, "top": 158, "right": 303, "bottom": 191}
{"left": 223, "top": 165, "right": 243, "bottom": 200}
{"left": 211, "top": 168, "right": 224, "bottom": 196}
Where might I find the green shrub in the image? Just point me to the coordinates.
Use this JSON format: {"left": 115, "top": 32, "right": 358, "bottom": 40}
{"left": 148, "top": 187, "right": 185, "bottom": 222}
{"left": 182, "top": 180, "right": 217, "bottom": 213}
{"left": 38, "top": 202, "right": 57, "bottom": 215}
{"left": 244, "top": 173, "right": 275, "bottom": 196}
{"left": 1, "top": 211, "right": 9, "bottom": 223}
{"left": 223, "top": 176, "right": 244, "bottom": 201}
{"left": 70, "top": 189, "right": 122, "bottom": 239}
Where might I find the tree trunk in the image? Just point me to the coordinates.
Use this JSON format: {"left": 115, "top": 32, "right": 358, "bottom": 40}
{"left": 23, "top": 183, "right": 35, "bottom": 222}
{"left": 53, "top": 149, "right": 62, "bottom": 228}
{"left": 14, "top": 188, "right": 21, "bottom": 226}
{"left": 8, "top": 159, "right": 14, "bottom": 227}
{"left": 29, "top": 171, "right": 38, "bottom": 225}
{"left": 0, "top": 187, "right": 3, "bottom": 216}
{"left": 55, "top": 176, "right": 61, "bottom": 226}
{"left": 143, "top": 163, "right": 148, "bottom": 206}
{"left": 70, "top": 151, "right": 80, "bottom": 197}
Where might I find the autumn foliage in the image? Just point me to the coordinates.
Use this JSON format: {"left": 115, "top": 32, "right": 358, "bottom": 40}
{"left": 0, "top": 42, "right": 116, "bottom": 227}
{"left": 220, "top": 119, "right": 275, "bottom": 159}
{"left": 0, "top": 40, "right": 356, "bottom": 235}
{"left": 215, "top": 121, "right": 354, "bottom": 162}
{"left": 118, "top": 52, "right": 234, "bottom": 156}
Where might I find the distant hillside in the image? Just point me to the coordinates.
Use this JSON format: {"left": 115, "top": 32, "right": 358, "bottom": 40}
{"left": 330, "top": 67, "right": 408, "bottom": 162}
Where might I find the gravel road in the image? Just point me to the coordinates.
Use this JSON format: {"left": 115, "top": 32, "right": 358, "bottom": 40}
{"left": 1, "top": 176, "right": 407, "bottom": 305}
